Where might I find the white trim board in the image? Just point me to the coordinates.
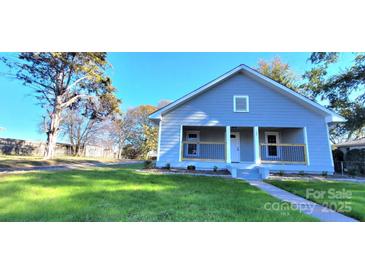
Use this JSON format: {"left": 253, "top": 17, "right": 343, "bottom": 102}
{"left": 149, "top": 64, "right": 345, "bottom": 123}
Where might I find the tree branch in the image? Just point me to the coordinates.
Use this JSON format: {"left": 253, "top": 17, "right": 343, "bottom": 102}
{"left": 60, "top": 94, "right": 93, "bottom": 109}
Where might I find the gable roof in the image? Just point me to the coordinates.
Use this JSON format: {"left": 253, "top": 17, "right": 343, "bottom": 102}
{"left": 335, "top": 138, "right": 365, "bottom": 148}
{"left": 149, "top": 64, "right": 345, "bottom": 122}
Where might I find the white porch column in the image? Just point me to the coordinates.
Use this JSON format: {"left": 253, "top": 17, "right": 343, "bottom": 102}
{"left": 225, "top": 126, "right": 231, "bottom": 163}
{"left": 253, "top": 126, "right": 260, "bottom": 164}
{"left": 157, "top": 120, "right": 162, "bottom": 161}
{"left": 303, "top": 127, "right": 310, "bottom": 166}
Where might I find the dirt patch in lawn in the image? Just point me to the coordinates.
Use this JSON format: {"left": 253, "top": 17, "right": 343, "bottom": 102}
{"left": 137, "top": 168, "right": 231, "bottom": 177}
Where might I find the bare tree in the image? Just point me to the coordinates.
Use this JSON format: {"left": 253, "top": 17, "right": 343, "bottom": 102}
{"left": 60, "top": 94, "right": 120, "bottom": 156}
{"left": 110, "top": 112, "right": 135, "bottom": 159}
{"left": 157, "top": 99, "right": 172, "bottom": 109}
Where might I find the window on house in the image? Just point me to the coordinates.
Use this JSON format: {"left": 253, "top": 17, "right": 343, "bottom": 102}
{"left": 187, "top": 143, "right": 198, "bottom": 156}
{"left": 233, "top": 95, "right": 249, "bottom": 112}
{"left": 265, "top": 132, "right": 280, "bottom": 158}
{"left": 186, "top": 131, "right": 200, "bottom": 156}
{"left": 187, "top": 133, "right": 198, "bottom": 141}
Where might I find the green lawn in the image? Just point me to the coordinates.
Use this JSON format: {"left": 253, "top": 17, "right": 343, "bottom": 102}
{"left": 266, "top": 179, "right": 365, "bottom": 221}
{"left": 0, "top": 164, "right": 316, "bottom": 221}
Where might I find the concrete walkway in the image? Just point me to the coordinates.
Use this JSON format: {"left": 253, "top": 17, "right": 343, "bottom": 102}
{"left": 247, "top": 180, "right": 358, "bottom": 222}
{"left": 0, "top": 160, "right": 142, "bottom": 174}
{"left": 269, "top": 175, "right": 365, "bottom": 184}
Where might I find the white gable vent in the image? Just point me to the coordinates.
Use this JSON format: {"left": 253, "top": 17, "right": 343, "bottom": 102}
{"left": 233, "top": 95, "right": 249, "bottom": 112}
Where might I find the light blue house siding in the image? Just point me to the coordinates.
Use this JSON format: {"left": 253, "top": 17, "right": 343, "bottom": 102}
{"left": 157, "top": 72, "right": 334, "bottom": 173}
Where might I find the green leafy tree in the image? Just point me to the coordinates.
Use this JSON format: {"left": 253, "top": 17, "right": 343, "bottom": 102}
{"left": 304, "top": 52, "right": 365, "bottom": 142}
{"left": 1, "top": 53, "right": 117, "bottom": 159}
{"left": 257, "top": 57, "right": 314, "bottom": 98}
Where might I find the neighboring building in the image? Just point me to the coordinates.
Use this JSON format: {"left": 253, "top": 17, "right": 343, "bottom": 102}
{"left": 0, "top": 138, "right": 70, "bottom": 156}
{"left": 84, "top": 144, "right": 114, "bottom": 158}
{"left": 149, "top": 64, "right": 344, "bottom": 179}
{"left": 333, "top": 138, "right": 365, "bottom": 154}
{"left": 0, "top": 137, "right": 114, "bottom": 158}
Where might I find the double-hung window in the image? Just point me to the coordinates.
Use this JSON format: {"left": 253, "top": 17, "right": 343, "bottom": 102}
{"left": 186, "top": 131, "right": 200, "bottom": 157}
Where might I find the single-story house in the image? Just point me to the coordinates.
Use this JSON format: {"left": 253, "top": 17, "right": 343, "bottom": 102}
{"left": 149, "top": 64, "right": 345, "bottom": 179}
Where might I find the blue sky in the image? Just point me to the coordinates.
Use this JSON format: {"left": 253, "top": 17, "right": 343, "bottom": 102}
{"left": 0, "top": 52, "right": 354, "bottom": 141}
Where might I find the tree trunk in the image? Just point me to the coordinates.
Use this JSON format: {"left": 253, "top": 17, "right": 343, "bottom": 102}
{"left": 75, "top": 144, "right": 82, "bottom": 157}
{"left": 117, "top": 140, "right": 124, "bottom": 159}
{"left": 44, "top": 101, "right": 62, "bottom": 159}
{"left": 118, "top": 147, "right": 123, "bottom": 159}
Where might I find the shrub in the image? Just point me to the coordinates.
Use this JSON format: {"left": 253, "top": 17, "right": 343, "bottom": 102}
{"left": 321, "top": 171, "right": 328, "bottom": 177}
{"left": 345, "top": 149, "right": 365, "bottom": 162}
{"left": 213, "top": 166, "right": 218, "bottom": 172}
{"left": 143, "top": 160, "right": 154, "bottom": 169}
{"left": 164, "top": 163, "right": 171, "bottom": 170}
{"left": 347, "top": 168, "right": 359, "bottom": 177}
{"left": 278, "top": 170, "right": 285, "bottom": 176}
{"left": 187, "top": 165, "right": 196, "bottom": 171}
{"left": 298, "top": 170, "right": 305, "bottom": 176}
{"left": 345, "top": 149, "right": 365, "bottom": 175}
{"left": 121, "top": 144, "right": 139, "bottom": 159}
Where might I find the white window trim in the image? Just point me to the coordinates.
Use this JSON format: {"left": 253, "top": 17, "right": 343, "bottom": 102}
{"left": 186, "top": 130, "right": 200, "bottom": 157}
{"left": 264, "top": 131, "right": 280, "bottom": 158}
{"left": 233, "top": 95, "right": 249, "bottom": 112}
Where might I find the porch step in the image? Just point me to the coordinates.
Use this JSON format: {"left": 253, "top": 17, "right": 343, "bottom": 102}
{"left": 236, "top": 167, "right": 261, "bottom": 180}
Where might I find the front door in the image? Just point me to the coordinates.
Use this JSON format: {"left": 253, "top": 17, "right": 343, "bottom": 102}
{"left": 230, "top": 132, "right": 240, "bottom": 162}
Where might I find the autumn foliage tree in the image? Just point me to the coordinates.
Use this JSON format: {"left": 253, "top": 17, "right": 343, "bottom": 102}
{"left": 1, "top": 53, "right": 117, "bottom": 159}
{"left": 111, "top": 104, "right": 158, "bottom": 159}
{"left": 141, "top": 124, "right": 158, "bottom": 159}
{"left": 257, "top": 57, "right": 298, "bottom": 90}
{"left": 126, "top": 105, "right": 158, "bottom": 159}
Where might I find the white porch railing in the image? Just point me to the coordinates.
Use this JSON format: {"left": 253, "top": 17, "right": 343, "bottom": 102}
{"left": 180, "top": 141, "right": 307, "bottom": 164}
{"left": 260, "top": 143, "right": 307, "bottom": 164}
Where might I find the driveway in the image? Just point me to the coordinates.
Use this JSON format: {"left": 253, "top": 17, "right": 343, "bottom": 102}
{"left": 0, "top": 160, "right": 142, "bottom": 174}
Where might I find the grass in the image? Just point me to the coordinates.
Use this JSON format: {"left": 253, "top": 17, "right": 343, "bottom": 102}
{"left": 266, "top": 178, "right": 365, "bottom": 221}
{"left": 0, "top": 155, "right": 118, "bottom": 169}
{"left": 0, "top": 164, "right": 316, "bottom": 221}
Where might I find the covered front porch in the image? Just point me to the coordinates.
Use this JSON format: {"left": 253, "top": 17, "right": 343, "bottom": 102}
{"left": 180, "top": 126, "right": 309, "bottom": 166}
